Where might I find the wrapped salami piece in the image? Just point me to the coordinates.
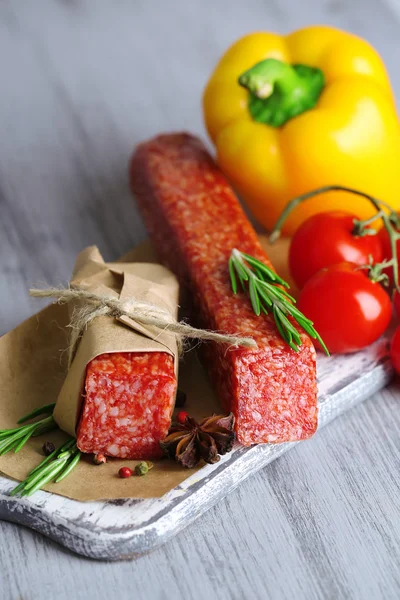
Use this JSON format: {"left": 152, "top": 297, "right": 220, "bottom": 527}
{"left": 54, "top": 246, "right": 179, "bottom": 459}
{"left": 130, "top": 133, "right": 318, "bottom": 445}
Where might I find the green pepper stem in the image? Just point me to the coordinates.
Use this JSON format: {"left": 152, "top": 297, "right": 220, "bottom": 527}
{"left": 238, "top": 59, "right": 325, "bottom": 127}
{"left": 269, "top": 185, "right": 400, "bottom": 292}
{"left": 239, "top": 59, "right": 302, "bottom": 98}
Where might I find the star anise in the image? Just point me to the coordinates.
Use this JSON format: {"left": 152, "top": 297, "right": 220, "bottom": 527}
{"left": 160, "top": 413, "right": 235, "bottom": 468}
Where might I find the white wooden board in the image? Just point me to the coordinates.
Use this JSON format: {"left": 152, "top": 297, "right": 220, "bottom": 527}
{"left": 0, "top": 337, "right": 392, "bottom": 560}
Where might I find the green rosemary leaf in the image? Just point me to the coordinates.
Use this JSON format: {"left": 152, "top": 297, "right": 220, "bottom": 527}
{"left": 274, "top": 308, "right": 301, "bottom": 352}
{"left": 0, "top": 434, "right": 18, "bottom": 453}
{"left": 0, "top": 438, "right": 19, "bottom": 456}
{"left": 285, "top": 305, "right": 330, "bottom": 355}
{"left": 229, "top": 249, "right": 329, "bottom": 354}
{"left": 241, "top": 253, "right": 289, "bottom": 287}
{"left": 293, "top": 314, "right": 316, "bottom": 337}
{"left": 241, "top": 255, "right": 274, "bottom": 282}
{"left": 253, "top": 266, "right": 265, "bottom": 281}
{"left": 11, "top": 437, "right": 80, "bottom": 497}
{"left": 0, "top": 427, "right": 26, "bottom": 438}
{"left": 255, "top": 284, "right": 273, "bottom": 308}
{"left": 231, "top": 253, "right": 249, "bottom": 282}
{"left": 229, "top": 256, "right": 238, "bottom": 294}
{"left": 277, "top": 310, "right": 303, "bottom": 347}
{"left": 268, "top": 284, "right": 297, "bottom": 304}
{"left": 273, "top": 307, "right": 291, "bottom": 343}
{"left": 57, "top": 450, "right": 75, "bottom": 461}
{"left": 31, "top": 423, "right": 57, "bottom": 437}
{"left": 28, "top": 438, "right": 76, "bottom": 477}
{"left": 0, "top": 425, "right": 35, "bottom": 455}
{"left": 315, "top": 335, "right": 329, "bottom": 356}
{"left": 288, "top": 338, "right": 300, "bottom": 352}
{"left": 0, "top": 413, "right": 58, "bottom": 457}
{"left": 55, "top": 450, "right": 81, "bottom": 483}
{"left": 22, "top": 458, "right": 66, "bottom": 493}
{"left": 258, "top": 279, "right": 296, "bottom": 304}
{"left": 239, "top": 276, "right": 247, "bottom": 293}
{"left": 22, "top": 463, "right": 67, "bottom": 497}
{"left": 28, "top": 439, "right": 76, "bottom": 477}
{"left": 273, "top": 306, "right": 291, "bottom": 345}
{"left": 31, "top": 416, "right": 57, "bottom": 437}
{"left": 284, "top": 301, "right": 309, "bottom": 321}
{"left": 14, "top": 429, "right": 36, "bottom": 453}
{"left": 249, "top": 277, "right": 261, "bottom": 316}
{"left": 9, "top": 481, "right": 26, "bottom": 497}
{"left": 17, "top": 403, "right": 56, "bottom": 424}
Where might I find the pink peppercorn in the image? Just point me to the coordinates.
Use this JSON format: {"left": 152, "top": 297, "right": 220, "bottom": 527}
{"left": 176, "top": 411, "right": 189, "bottom": 425}
{"left": 118, "top": 467, "right": 132, "bottom": 479}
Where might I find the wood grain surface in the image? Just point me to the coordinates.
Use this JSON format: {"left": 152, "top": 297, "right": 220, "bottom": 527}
{"left": 1, "top": 1, "right": 400, "bottom": 598}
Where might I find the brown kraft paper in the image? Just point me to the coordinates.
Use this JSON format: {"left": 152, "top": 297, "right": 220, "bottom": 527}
{"left": 54, "top": 245, "right": 179, "bottom": 437}
{"left": 0, "top": 237, "right": 291, "bottom": 501}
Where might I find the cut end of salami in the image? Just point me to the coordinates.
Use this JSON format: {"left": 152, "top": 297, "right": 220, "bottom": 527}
{"left": 77, "top": 352, "right": 177, "bottom": 459}
{"left": 130, "top": 132, "right": 318, "bottom": 446}
{"left": 204, "top": 339, "right": 317, "bottom": 445}
{"left": 233, "top": 345, "right": 317, "bottom": 444}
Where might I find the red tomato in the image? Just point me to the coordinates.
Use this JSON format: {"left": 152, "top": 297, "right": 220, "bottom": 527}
{"left": 289, "top": 212, "right": 383, "bottom": 289}
{"left": 297, "top": 263, "right": 392, "bottom": 354}
{"left": 390, "top": 326, "right": 400, "bottom": 374}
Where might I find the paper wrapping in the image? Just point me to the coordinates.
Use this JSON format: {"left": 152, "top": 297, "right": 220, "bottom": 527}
{"left": 54, "top": 246, "right": 179, "bottom": 437}
{"left": 0, "top": 237, "right": 291, "bottom": 501}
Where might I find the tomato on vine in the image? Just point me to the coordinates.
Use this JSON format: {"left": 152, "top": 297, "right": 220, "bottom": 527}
{"left": 270, "top": 185, "right": 400, "bottom": 290}
{"left": 286, "top": 211, "right": 383, "bottom": 289}
{"left": 297, "top": 263, "right": 392, "bottom": 354}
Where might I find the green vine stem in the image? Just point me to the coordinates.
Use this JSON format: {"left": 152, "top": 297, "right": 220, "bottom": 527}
{"left": 356, "top": 257, "right": 395, "bottom": 286}
{"left": 269, "top": 185, "right": 400, "bottom": 292}
{"left": 351, "top": 211, "right": 385, "bottom": 236}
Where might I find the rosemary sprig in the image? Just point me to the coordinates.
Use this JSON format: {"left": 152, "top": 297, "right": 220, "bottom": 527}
{"left": 229, "top": 249, "right": 329, "bottom": 354}
{"left": 1, "top": 403, "right": 82, "bottom": 496}
{"left": 17, "top": 402, "right": 56, "bottom": 424}
{"left": 0, "top": 413, "right": 57, "bottom": 456}
{"left": 10, "top": 438, "right": 81, "bottom": 497}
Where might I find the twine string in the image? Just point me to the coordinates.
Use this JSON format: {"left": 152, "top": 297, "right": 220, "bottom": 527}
{"left": 29, "top": 287, "right": 256, "bottom": 367}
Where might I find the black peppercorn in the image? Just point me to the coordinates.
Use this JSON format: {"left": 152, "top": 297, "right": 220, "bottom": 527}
{"left": 42, "top": 441, "right": 55, "bottom": 456}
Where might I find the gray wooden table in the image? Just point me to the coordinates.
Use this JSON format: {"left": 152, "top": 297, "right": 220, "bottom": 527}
{"left": 1, "top": 1, "right": 400, "bottom": 598}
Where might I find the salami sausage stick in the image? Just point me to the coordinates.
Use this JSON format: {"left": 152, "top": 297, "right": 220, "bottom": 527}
{"left": 130, "top": 134, "right": 317, "bottom": 445}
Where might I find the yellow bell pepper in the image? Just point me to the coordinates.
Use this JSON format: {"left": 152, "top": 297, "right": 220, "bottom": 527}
{"left": 203, "top": 26, "right": 400, "bottom": 234}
